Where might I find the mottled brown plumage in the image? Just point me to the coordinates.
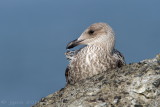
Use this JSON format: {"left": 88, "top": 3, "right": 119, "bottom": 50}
{"left": 65, "top": 23, "right": 125, "bottom": 84}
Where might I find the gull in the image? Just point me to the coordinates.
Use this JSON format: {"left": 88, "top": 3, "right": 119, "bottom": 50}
{"left": 65, "top": 23, "right": 125, "bottom": 84}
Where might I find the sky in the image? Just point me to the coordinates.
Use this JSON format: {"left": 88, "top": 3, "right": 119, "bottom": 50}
{"left": 0, "top": 0, "right": 159, "bottom": 107}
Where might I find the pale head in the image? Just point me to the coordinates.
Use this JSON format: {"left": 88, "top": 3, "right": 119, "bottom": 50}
{"left": 66, "top": 23, "right": 115, "bottom": 53}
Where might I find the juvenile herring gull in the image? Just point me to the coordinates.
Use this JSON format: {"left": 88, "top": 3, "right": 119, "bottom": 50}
{"left": 65, "top": 23, "right": 125, "bottom": 84}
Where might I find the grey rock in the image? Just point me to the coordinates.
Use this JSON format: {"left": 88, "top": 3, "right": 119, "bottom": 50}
{"left": 32, "top": 54, "right": 160, "bottom": 107}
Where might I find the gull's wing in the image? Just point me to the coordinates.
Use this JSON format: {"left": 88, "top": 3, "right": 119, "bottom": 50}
{"left": 113, "top": 49, "right": 126, "bottom": 67}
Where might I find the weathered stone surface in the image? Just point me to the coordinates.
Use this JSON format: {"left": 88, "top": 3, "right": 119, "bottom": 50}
{"left": 32, "top": 54, "right": 160, "bottom": 107}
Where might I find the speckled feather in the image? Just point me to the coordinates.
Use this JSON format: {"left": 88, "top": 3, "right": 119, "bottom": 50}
{"left": 65, "top": 23, "right": 125, "bottom": 84}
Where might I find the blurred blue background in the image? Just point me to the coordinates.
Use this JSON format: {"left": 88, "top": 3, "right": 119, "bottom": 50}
{"left": 0, "top": 0, "right": 159, "bottom": 107}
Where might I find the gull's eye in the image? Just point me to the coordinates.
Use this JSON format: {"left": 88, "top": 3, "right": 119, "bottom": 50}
{"left": 88, "top": 30, "right": 94, "bottom": 35}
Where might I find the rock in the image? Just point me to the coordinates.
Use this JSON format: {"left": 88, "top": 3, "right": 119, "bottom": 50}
{"left": 32, "top": 54, "right": 160, "bottom": 107}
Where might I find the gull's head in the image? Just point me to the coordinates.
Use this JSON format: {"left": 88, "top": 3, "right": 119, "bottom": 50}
{"left": 66, "top": 23, "right": 115, "bottom": 49}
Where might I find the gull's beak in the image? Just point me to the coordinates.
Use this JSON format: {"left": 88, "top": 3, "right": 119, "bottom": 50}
{"left": 66, "top": 39, "right": 84, "bottom": 49}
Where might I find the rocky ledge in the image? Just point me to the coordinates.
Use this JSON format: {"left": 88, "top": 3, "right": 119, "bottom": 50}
{"left": 33, "top": 54, "right": 160, "bottom": 107}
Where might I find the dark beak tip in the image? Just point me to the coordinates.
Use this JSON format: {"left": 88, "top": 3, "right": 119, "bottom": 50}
{"left": 66, "top": 39, "right": 78, "bottom": 49}
{"left": 66, "top": 43, "right": 76, "bottom": 49}
{"left": 66, "top": 42, "right": 74, "bottom": 49}
{"left": 66, "top": 45, "right": 71, "bottom": 49}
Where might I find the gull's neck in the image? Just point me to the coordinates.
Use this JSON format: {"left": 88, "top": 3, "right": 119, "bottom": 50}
{"left": 88, "top": 33, "right": 115, "bottom": 55}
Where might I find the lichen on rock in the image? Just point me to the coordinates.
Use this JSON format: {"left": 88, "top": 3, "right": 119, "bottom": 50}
{"left": 32, "top": 54, "right": 160, "bottom": 107}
